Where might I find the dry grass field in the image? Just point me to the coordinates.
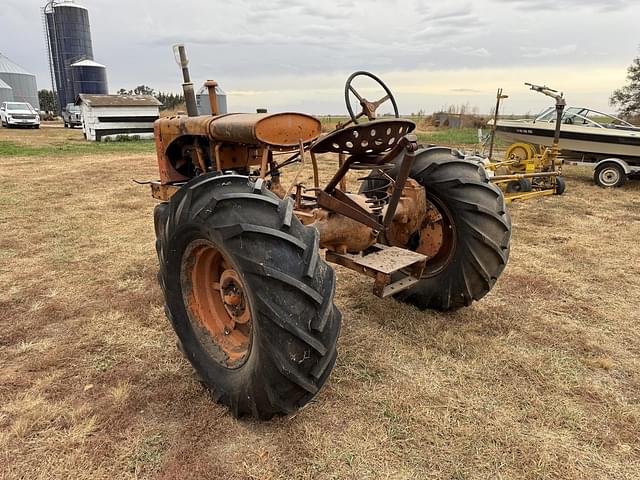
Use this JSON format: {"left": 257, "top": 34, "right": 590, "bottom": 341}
{"left": 1, "top": 124, "right": 639, "bottom": 479}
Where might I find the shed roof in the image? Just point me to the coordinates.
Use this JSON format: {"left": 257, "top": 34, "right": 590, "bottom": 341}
{"left": 76, "top": 94, "right": 162, "bottom": 107}
{"left": 0, "top": 78, "right": 12, "bottom": 90}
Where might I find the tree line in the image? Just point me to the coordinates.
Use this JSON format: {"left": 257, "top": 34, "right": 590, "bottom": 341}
{"left": 116, "top": 85, "right": 185, "bottom": 111}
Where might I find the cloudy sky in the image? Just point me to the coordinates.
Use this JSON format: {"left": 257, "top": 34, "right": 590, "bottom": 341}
{"left": 1, "top": 0, "right": 638, "bottom": 115}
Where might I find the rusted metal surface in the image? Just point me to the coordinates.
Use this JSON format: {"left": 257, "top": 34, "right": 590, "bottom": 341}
{"left": 175, "top": 44, "right": 198, "bottom": 117}
{"left": 383, "top": 138, "right": 418, "bottom": 228}
{"left": 150, "top": 61, "right": 463, "bottom": 301}
{"left": 154, "top": 116, "right": 213, "bottom": 183}
{"left": 316, "top": 190, "right": 382, "bottom": 231}
{"left": 310, "top": 152, "right": 320, "bottom": 189}
{"left": 318, "top": 122, "right": 415, "bottom": 194}
{"left": 259, "top": 147, "right": 270, "bottom": 178}
{"left": 209, "top": 113, "right": 321, "bottom": 150}
{"left": 311, "top": 119, "right": 415, "bottom": 155}
{"left": 154, "top": 113, "right": 320, "bottom": 183}
{"left": 182, "top": 242, "right": 252, "bottom": 368}
{"left": 312, "top": 202, "right": 378, "bottom": 254}
{"left": 204, "top": 80, "right": 220, "bottom": 115}
{"left": 150, "top": 181, "right": 181, "bottom": 201}
{"left": 384, "top": 179, "right": 427, "bottom": 247}
{"left": 325, "top": 244, "right": 427, "bottom": 297}
{"left": 416, "top": 202, "right": 445, "bottom": 260}
{"left": 338, "top": 153, "right": 348, "bottom": 191}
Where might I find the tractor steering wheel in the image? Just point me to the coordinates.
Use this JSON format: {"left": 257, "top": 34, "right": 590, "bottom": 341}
{"left": 344, "top": 71, "right": 400, "bottom": 124}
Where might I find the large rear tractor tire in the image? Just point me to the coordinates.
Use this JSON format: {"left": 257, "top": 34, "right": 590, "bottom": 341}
{"left": 155, "top": 173, "right": 341, "bottom": 419}
{"left": 365, "top": 147, "right": 511, "bottom": 311}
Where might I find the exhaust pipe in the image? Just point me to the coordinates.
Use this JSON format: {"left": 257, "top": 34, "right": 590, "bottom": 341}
{"left": 203, "top": 80, "right": 219, "bottom": 116}
{"left": 173, "top": 44, "right": 198, "bottom": 117}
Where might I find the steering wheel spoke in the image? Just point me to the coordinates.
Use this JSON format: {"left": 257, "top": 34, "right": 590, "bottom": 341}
{"left": 348, "top": 85, "right": 364, "bottom": 102}
{"left": 373, "top": 94, "right": 390, "bottom": 108}
{"left": 344, "top": 71, "right": 400, "bottom": 124}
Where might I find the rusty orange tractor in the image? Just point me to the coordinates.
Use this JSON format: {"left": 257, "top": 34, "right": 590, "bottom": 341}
{"left": 149, "top": 46, "right": 512, "bottom": 419}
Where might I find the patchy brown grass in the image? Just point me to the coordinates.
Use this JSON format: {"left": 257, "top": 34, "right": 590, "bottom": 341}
{"left": 0, "top": 122, "right": 84, "bottom": 146}
{"left": 1, "top": 125, "right": 640, "bottom": 479}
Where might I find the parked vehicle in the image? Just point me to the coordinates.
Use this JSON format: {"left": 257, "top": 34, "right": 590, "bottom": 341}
{"left": 0, "top": 102, "right": 40, "bottom": 128}
{"left": 62, "top": 103, "right": 82, "bottom": 128}
{"left": 491, "top": 105, "right": 640, "bottom": 187}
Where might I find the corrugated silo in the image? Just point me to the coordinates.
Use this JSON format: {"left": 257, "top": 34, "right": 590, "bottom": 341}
{"left": 196, "top": 84, "right": 228, "bottom": 116}
{"left": 0, "top": 78, "right": 13, "bottom": 104}
{"left": 70, "top": 59, "right": 108, "bottom": 96}
{"left": 0, "top": 53, "right": 39, "bottom": 110}
{"left": 43, "top": 0, "right": 107, "bottom": 110}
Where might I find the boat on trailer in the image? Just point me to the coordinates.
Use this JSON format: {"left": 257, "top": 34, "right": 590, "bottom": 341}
{"left": 493, "top": 107, "right": 640, "bottom": 162}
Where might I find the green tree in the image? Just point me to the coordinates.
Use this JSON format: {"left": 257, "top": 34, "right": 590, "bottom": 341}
{"left": 610, "top": 55, "right": 640, "bottom": 117}
{"left": 133, "top": 85, "right": 155, "bottom": 96}
{"left": 38, "top": 89, "right": 58, "bottom": 113}
{"left": 117, "top": 86, "right": 185, "bottom": 111}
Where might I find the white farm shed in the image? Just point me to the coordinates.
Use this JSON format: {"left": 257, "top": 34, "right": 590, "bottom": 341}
{"left": 75, "top": 94, "right": 161, "bottom": 142}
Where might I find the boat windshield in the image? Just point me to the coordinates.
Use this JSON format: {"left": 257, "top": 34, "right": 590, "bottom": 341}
{"left": 535, "top": 107, "right": 636, "bottom": 129}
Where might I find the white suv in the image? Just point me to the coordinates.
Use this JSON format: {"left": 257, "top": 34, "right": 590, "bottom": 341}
{"left": 0, "top": 102, "right": 40, "bottom": 129}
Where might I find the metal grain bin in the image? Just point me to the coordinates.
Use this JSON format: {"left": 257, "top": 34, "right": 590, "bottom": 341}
{"left": 0, "top": 53, "right": 39, "bottom": 110}
{"left": 0, "top": 78, "right": 14, "bottom": 104}
{"left": 196, "top": 83, "right": 228, "bottom": 116}
{"left": 70, "top": 59, "right": 108, "bottom": 96}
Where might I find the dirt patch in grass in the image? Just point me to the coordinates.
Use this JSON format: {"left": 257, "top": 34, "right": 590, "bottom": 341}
{"left": 1, "top": 125, "right": 639, "bottom": 479}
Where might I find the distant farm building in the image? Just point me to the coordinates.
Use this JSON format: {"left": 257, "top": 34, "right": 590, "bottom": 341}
{"left": 0, "top": 52, "right": 39, "bottom": 110}
{"left": 75, "top": 94, "right": 161, "bottom": 141}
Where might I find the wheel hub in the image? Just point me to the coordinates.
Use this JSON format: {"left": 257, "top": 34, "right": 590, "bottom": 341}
{"left": 182, "top": 242, "right": 252, "bottom": 368}
{"left": 220, "top": 269, "right": 250, "bottom": 325}
{"left": 414, "top": 197, "right": 457, "bottom": 278}
{"left": 601, "top": 168, "right": 619, "bottom": 186}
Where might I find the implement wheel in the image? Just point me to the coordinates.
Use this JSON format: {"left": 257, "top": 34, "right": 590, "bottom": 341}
{"left": 155, "top": 174, "right": 341, "bottom": 419}
{"left": 505, "top": 178, "right": 532, "bottom": 193}
{"left": 364, "top": 147, "right": 511, "bottom": 310}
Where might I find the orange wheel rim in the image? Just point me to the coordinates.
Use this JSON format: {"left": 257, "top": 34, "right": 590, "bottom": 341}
{"left": 182, "top": 241, "right": 252, "bottom": 368}
{"left": 416, "top": 197, "right": 457, "bottom": 278}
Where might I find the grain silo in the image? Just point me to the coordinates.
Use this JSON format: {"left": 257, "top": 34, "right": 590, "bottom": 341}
{"left": 0, "top": 79, "right": 13, "bottom": 104}
{"left": 0, "top": 53, "right": 39, "bottom": 110}
{"left": 43, "top": 0, "right": 108, "bottom": 111}
{"left": 71, "top": 59, "right": 108, "bottom": 96}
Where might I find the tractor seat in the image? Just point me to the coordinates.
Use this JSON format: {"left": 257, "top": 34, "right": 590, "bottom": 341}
{"left": 311, "top": 118, "right": 416, "bottom": 156}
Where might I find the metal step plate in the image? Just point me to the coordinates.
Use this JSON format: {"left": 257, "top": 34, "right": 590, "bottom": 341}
{"left": 355, "top": 245, "right": 427, "bottom": 274}
{"left": 325, "top": 244, "right": 428, "bottom": 298}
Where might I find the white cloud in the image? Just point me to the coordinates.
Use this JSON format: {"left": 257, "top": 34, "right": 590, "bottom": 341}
{"left": 520, "top": 45, "right": 577, "bottom": 58}
{"left": 453, "top": 46, "right": 491, "bottom": 57}
{"left": 0, "top": 0, "right": 637, "bottom": 114}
